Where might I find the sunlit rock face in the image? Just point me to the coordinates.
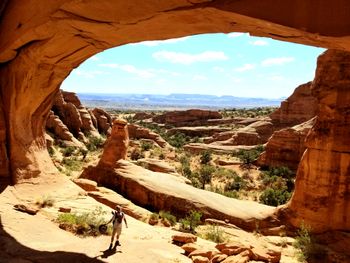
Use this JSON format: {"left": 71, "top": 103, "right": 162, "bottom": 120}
{"left": 257, "top": 118, "right": 315, "bottom": 171}
{"left": 270, "top": 82, "right": 317, "bottom": 128}
{"left": 283, "top": 50, "right": 350, "bottom": 233}
{"left": 0, "top": 0, "right": 350, "bottom": 232}
{"left": 98, "top": 119, "right": 129, "bottom": 167}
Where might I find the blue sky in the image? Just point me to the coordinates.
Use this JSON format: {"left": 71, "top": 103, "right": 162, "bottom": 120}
{"left": 61, "top": 33, "right": 325, "bottom": 99}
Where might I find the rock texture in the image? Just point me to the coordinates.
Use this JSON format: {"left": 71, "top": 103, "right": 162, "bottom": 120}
{"left": 91, "top": 108, "right": 112, "bottom": 135}
{"left": 281, "top": 50, "right": 350, "bottom": 233}
{"left": 1, "top": 0, "right": 350, "bottom": 183}
{"left": 99, "top": 119, "right": 129, "bottom": 167}
{"left": 209, "top": 120, "right": 274, "bottom": 146}
{"left": 167, "top": 126, "right": 231, "bottom": 137}
{"left": 257, "top": 118, "right": 315, "bottom": 171}
{"left": 270, "top": 82, "right": 317, "bottom": 127}
{"left": 152, "top": 109, "right": 222, "bottom": 127}
{"left": 47, "top": 90, "right": 101, "bottom": 147}
{"left": 81, "top": 160, "right": 277, "bottom": 231}
{"left": 128, "top": 123, "right": 169, "bottom": 148}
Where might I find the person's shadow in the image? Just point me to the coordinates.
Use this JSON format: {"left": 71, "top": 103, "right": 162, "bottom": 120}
{"left": 100, "top": 247, "right": 122, "bottom": 259}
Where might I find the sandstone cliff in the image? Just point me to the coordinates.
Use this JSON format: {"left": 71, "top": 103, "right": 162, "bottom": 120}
{"left": 270, "top": 82, "right": 317, "bottom": 128}
{"left": 281, "top": 50, "right": 350, "bottom": 233}
{"left": 152, "top": 109, "right": 222, "bottom": 127}
{"left": 257, "top": 118, "right": 315, "bottom": 171}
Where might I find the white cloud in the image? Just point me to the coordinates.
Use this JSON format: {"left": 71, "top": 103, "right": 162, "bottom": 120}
{"left": 261, "top": 57, "right": 295, "bottom": 66}
{"left": 153, "top": 51, "right": 229, "bottom": 64}
{"left": 227, "top": 32, "right": 248, "bottom": 38}
{"left": 74, "top": 69, "right": 106, "bottom": 78}
{"left": 99, "top": 63, "right": 155, "bottom": 78}
{"left": 213, "top": 66, "right": 225, "bottom": 72}
{"left": 132, "top": 36, "right": 189, "bottom": 46}
{"left": 193, "top": 74, "right": 208, "bottom": 81}
{"left": 149, "top": 68, "right": 181, "bottom": 77}
{"left": 249, "top": 40, "right": 269, "bottom": 46}
{"left": 234, "top": 63, "right": 256, "bottom": 72}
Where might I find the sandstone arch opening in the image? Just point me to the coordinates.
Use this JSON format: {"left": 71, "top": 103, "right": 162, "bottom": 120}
{"left": 1, "top": 1, "right": 350, "bottom": 235}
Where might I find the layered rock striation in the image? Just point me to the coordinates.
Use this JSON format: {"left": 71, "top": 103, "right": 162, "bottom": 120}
{"left": 257, "top": 118, "right": 315, "bottom": 171}
{"left": 270, "top": 82, "right": 317, "bottom": 128}
{"left": 152, "top": 109, "right": 222, "bottom": 127}
{"left": 281, "top": 50, "right": 350, "bottom": 233}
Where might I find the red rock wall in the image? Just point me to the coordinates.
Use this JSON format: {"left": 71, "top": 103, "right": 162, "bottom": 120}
{"left": 286, "top": 50, "right": 350, "bottom": 232}
{"left": 270, "top": 82, "right": 317, "bottom": 127}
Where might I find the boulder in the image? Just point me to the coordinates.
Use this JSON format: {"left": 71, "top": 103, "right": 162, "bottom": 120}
{"left": 136, "top": 158, "right": 176, "bottom": 173}
{"left": 72, "top": 178, "right": 98, "bottom": 192}
{"left": 192, "top": 256, "right": 209, "bottom": 263}
{"left": 257, "top": 118, "right": 315, "bottom": 171}
{"left": 172, "top": 233, "right": 197, "bottom": 244}
{"left": 128, "top": 123, "right": 169, "bottom": 148}
{"left": 182, "top": 243, "right": 201, "bottom": 254}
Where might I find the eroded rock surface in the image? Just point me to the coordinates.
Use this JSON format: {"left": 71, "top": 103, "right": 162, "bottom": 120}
{"left": 282, "top": 50, "right": 350, "bottom": 233}
{"left": 270, "top": 82, "right": 317, "bottom": 128}
{"left": 128, "top": 123, "right": 169, "bottom": 148}
{"left": 81, "top": 160, "right": 277, "bottom": 231}
{"left": 257, "top": 118, "right": 315, "bottom": 171}
{"left": 152, "top": 109, "right": 222, "bottom": 127}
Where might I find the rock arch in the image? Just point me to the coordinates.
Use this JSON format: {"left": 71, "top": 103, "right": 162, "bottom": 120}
{"left": 0, "top": 0, "right": 350, "bottom": 232}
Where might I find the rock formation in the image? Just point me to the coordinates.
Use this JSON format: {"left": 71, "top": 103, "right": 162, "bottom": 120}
{"left": 270, "top": 82, "right": 317, "bottom": 127}
{"left": 152, "top": 109, "right": 222, "bottom": 127}
{"left": 257, "top": 118, "right": 315, "bottom": 171}
{"left": 280, "top": 50, "right": 350, "bottom": 233}
{"left": 48, "top": 90, "right": 100, "bottom": 146}
{"left": 46, "top": 111, "right": 83, "bottom": 147}
{"left": 133, "top": 112, "right": 154, "bottom": 121}
{"left": 81, "top": 160, "right": 277, "bottom": 231}
{"left": 91, "top": 108, "right": 112, "bottom": 135}
{"left": 0, "top": 0, "right": 350, "bottom": 238}
{"left": 98, "top": 119, "right": 129, "bottom": 167}
{"left": 167, "top": 126, "right": 231, "bottom": 137}
{"left": 208, "top": 120, "right": 274, "bottom": 146}
{"left": 128, "top": 123, "right": 169, "bottom": 148}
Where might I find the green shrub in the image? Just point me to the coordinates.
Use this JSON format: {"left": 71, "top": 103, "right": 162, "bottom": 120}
{"left": 198, "top": 165, "right": 215, "bottom": 189}
{"left": 168, "top": 133, "right": 188, "bottom": 148}
{"left": 203, "top": 225, "right": 226, "bottom": 243}
{"left": 214, "top": 168, "right": 238, "bottom": 179}
{"left": 235, "top": 145, "right": 264, "bottom": 167}
{"left": 86, "top": 136, "right": 105, "bottom": 151}
{"left": 293, "top": 223, "right": 326, "bottom": 262}
{"left": 224, "top": 174, "right": 247, "bottom": 191}
{"left": 62, "top": 157, "right": 82, "bottom": 172}
{"left": 200, "top": 150, "right": 212, "bottom": 164}
{"left": 159, "top": 210, "right": 177, "bottom": 226}
{"left": 48, "top": 147, "right": 55, "bottom": 156}
{"left": 259, "top": 187, "right": 291, "bottom": 206}
{"left": 179, "top": 210, "right": 202, "bottom": 233}
{"left": 36, "top": 195, "right": 55, "bottom": 208}
{"left": 130, "top": 148, "right": 144, "bottom": 160}
{"left": 141, "top": 141, "right": 153, "bottom": 151}
{"left": 62, "top": 146, "right": 76, "bottom": 157}
{"left": 57, "top": 206, "right": 111, "bottom": 236}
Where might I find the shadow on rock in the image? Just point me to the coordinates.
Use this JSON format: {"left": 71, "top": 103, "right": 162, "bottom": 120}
{"left": 0, "top": 216, "right": 104, "bottom": 263}
{"left": 99, "top": 247, "right": 122, "bottom": 259}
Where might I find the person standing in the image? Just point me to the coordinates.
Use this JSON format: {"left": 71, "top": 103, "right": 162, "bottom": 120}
{"left": 107, "top": 205, "right": 128, "bottom": 250}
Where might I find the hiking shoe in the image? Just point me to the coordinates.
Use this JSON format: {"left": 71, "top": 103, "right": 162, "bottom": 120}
{"left": 116, "top": 240, "right": 121, "bottom": 246}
